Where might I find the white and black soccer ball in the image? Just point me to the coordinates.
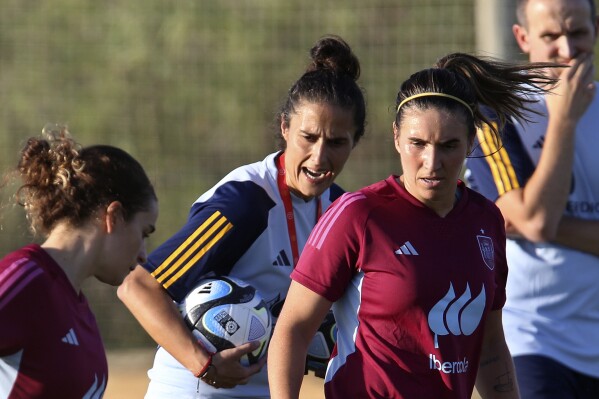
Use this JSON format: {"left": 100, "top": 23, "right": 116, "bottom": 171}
{"left": 180, "top": 276, "right": 272, "bottom": 366}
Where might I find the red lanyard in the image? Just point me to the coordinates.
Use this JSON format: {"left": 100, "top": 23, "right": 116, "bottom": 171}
{"left": 276, "top": 153, "right": 322, "bottom": 266}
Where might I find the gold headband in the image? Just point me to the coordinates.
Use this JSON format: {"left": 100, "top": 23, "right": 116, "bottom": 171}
{"left": 396, "top": 92, "right": 474, "bottom": 117}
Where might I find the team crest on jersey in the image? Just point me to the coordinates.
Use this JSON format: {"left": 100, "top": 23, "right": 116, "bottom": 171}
{"left": 476, "top": 235, "right": 494, "bottom": 270}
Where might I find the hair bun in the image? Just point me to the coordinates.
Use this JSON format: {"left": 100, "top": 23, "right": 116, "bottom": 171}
{"left": 307, "top": 35, "right": 360, "bottom": 81}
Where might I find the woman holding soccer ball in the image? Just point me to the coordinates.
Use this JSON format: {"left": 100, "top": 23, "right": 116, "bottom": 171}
{"left": 117, "top": 34, "right": 366, "bottom": 398}
{"left": 268, "top": 54, "right": 559, "bottom": 398}
{"left": 0, "top": 125, "right": 158, "bottom": 398}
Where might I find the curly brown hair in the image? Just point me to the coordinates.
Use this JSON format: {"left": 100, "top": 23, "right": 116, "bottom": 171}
{"left": 12, "top": 124, "right": 156, "bottom": 236}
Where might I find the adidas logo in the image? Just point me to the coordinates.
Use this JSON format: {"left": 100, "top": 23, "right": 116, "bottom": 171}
{"left": 395, "top": 241, "right": 419, "bottom": 256}
{"left": 61, "top": 328, "right": 79, "bottom": 346}
{"left": 272, "top": 250, "right": 291, "bottom": 266}
{"left": 198, "top": 283, "right": 213, "bottom": 294}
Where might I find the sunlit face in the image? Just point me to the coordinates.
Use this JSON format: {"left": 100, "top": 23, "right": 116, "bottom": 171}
{"left": 394, "top": 107, "right": 472, "bottom": 217}
{"left": 514, "top": 0, "right": 598, "bottom": 79}
{"left": 281, "top": 101, "right": 356, "bottom": 200}
{"left": 98, "top": 199, "right": 158, "bottom": 285}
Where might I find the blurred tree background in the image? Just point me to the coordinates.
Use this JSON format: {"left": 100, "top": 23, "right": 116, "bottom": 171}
{"left": 1, "top": 0, "right": 594, "bottom": 349}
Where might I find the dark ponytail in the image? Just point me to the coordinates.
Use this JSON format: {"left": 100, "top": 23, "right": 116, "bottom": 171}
{"left": 394, "top": 52, "right": 559, "bottom": 142}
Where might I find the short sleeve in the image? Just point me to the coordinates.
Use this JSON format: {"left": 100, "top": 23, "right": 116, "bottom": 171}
{"left": 291, "top": 192, "right": 368, "bottom": 302}
{"left": 466, "top": 107, "right": 535, "bottom": 201}
{"left": 144, "top": 180, "right": 275, "bottom": 302}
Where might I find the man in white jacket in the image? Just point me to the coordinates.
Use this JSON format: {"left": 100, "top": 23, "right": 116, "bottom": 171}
{"left": 465, "top": 0, "right": 599, "bottom": 397}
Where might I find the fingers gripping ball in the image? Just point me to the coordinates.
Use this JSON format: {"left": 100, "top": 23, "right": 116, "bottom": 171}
{"left": 306, "top": 310, "right": 337, "bottom": 378}
{"left": 180, "top": 276, "right": 273, "bottom": 366}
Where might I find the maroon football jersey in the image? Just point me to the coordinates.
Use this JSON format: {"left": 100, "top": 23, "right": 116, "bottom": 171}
{"left": 0, "top": 244, "right": 108, "bottom": 398}
{"left": 292, "top": 176, "right": 508, "bottom": 399}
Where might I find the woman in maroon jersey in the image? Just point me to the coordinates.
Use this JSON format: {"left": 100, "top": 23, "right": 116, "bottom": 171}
{"left": 0, "top": 125, "right": 158, "bottom": 398}
{"left": 268, "top": 54, "right": 559, "bottom": 399}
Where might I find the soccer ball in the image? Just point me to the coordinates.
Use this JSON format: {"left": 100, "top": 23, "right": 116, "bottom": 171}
{"left": 180, "top": 276, "right": 272, "bottom": 366}
{"left": 306, "top": 310, "right": 337, "bottom": 378}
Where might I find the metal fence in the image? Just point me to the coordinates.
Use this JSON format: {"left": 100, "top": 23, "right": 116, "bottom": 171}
{"left": 1, "top": 0, "right": 479, "bottom": 347}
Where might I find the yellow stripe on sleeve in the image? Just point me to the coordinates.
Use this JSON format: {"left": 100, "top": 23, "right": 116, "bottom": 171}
{"left": 162, "top": 221, "right": 233, "bottom": 289}
{"left": 498, "top": 144, "right": 520, "bottom": 191}
{"left": 476, "top": 123, "right": 520, "bottom": 195}
{"left": 151, "top": 211, "right": 233, "bottom": 285}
